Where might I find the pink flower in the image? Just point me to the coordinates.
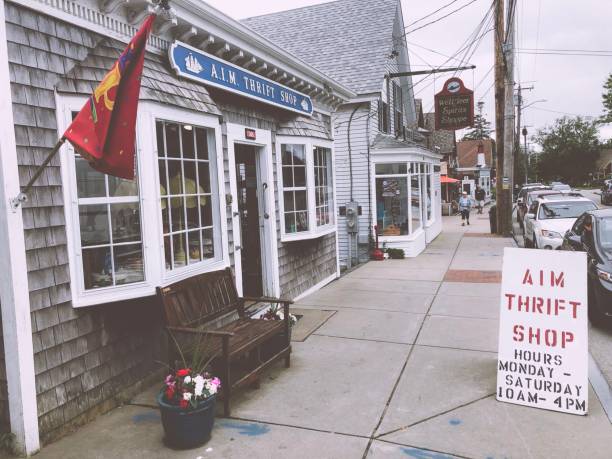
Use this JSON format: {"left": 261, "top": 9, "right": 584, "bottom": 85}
{"left": 211, "top": 377, "right": 221, "bottom": 388}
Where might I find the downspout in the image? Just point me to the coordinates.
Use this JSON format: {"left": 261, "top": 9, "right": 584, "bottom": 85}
{"left": 347, "top": 104, "right": 362, "bottom": 201}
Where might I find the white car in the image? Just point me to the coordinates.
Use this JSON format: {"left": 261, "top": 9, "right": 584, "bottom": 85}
{"left": 524, "top": 195, "right": 597, "bottom": 249}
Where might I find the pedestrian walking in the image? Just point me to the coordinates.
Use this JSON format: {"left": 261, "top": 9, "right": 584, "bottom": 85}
{"left": 459, "top": 191, "right": 472, "bottom": 226}
{"left": 475, "top": 185, "right": 486, "bottom": 214}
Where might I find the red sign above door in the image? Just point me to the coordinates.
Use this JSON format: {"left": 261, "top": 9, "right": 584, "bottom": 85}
{"left": 434, "top": 77, "right": 474, "bottom": 130}
{"left": 245, "top": 128, "right": 257, "bottom": 140}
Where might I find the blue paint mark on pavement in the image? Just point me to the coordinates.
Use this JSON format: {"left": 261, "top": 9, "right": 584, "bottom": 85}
{"left": 401, "top": 447, "right": 456, "bottom": 459}
{"left": 218, "top": 420, "right": 270, "bottom": 436}
{"left": 449, "top": 418, "right": 462, "bottom": 426}
{"left": 132, "top": 411, "right": 160, "bottom": 423}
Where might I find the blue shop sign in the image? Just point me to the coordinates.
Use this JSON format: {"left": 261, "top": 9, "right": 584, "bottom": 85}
{"left": 169, "top": 41, "right": 313, "bottom": 116}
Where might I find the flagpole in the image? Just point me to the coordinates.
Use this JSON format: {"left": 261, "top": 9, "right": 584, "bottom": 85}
{"left": 11, "top": 137, "right": 66, "bottom": 209}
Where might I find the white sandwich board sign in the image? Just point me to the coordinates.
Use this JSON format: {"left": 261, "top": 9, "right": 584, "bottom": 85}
{"left": 496, "top": 247, "right": 588, "bottom": 415}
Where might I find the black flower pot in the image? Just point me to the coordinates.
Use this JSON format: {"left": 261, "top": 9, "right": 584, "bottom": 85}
{"left": 157, "top": 391, "right": 216, "bottom": 449}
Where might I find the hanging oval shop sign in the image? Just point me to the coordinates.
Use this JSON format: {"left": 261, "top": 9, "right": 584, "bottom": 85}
{"left": 434, "top": 77, "right": 474, "bottom": 130}
{"left": 169, "top": 41, "right": 313, "bottom": 116}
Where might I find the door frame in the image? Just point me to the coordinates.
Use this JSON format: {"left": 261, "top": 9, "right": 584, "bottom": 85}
{"left": 227, "top": 123, "right": 280, "bottom": 298}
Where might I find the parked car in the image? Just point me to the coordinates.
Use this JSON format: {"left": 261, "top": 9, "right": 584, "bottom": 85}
{"left": 523, "top": 195, "right": 597, "bottom": 249}
{"left": 601, "top": 182, "right": 612, "bottom": 206}
{"left": 560, "top": 209, "right": 612, "bottom": 324}
{"left": 516, "top": 188, "right": 556, "bottom": 229}
{"left": 516, "top": 183, "right": 551, "bottom": 229}
{"left": 551, "top": 183, "right": 571, "bottom": 192}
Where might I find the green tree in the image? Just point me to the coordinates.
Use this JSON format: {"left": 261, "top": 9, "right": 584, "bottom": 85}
{"left": 462, "top": 101, "right": 492, "bottom": 140}
{"left": 601, "top": 73, "right": 612, "bottom": 123}
{"left": 534, "top": 117, "right": 600, "bottom": 186}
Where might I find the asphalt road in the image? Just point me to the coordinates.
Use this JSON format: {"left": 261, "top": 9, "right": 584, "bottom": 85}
{"left": 577, "top": 188, "right": 612, "bottom": 209}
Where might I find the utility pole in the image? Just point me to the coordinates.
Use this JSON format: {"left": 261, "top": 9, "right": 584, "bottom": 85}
{"left": 494, "top": 0, "right": 505, "bottom": 234}
{"left": 501, "top": 0, "right": 516, "bottom": 236}
{"left": 523, "top": 127, "right": 529, "bottom": 183}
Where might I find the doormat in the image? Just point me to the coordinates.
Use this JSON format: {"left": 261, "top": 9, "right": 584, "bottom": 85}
{"left": 290, "top": 308, "right": 336, "bottom": 342}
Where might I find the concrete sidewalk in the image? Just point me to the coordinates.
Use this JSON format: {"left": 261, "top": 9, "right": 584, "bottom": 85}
{"left": 33, "top": 214, "right": 612, "bottom": 459}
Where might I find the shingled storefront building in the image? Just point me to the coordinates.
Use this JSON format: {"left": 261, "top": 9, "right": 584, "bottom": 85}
{"left": 0, "top": 0, "right": 441, "bottom": 453}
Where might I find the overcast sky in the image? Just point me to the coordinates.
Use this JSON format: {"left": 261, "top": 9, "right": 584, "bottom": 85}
{"left": 204, "top": 0, "right": 612, "bottom": 141}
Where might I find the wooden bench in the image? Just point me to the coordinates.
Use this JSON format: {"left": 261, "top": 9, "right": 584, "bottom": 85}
{"left": 156, "top": 267, "right": 292, "bottom": 416}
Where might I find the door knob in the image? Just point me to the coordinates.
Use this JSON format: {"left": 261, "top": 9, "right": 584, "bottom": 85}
{"left": 235, "top": 245, "right": 242, "bottom": 251}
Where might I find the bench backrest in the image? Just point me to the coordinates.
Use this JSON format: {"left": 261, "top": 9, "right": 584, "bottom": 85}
{"left": 157, "top": 267, "right": 241, "bottom": 327}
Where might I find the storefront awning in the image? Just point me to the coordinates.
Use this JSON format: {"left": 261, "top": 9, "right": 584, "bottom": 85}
{"left": 441, "top": 175, "right": 460, "bottom": 183}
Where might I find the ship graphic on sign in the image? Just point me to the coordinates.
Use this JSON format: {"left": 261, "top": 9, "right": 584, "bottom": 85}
{"left": 185, "top": 53, "right": 203, "bottom": 74}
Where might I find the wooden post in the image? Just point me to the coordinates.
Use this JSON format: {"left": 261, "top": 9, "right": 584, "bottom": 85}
{"left": 0, "top": 1, "right": 40, "bottom": 454}
{"left": 502, "top": 0, "right": 516, "bottom": 236}
{"left": 494, "top": 0, "right": 505, "bottom": 234}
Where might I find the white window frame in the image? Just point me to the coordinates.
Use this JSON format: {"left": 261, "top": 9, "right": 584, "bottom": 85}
{"left": 57, "top": 95, "right": 228, "bottom": 307}
{"left": 276, "top": 136, "right": 336, "bottom": 242}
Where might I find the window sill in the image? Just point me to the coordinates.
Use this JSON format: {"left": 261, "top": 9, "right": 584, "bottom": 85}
{"left": 281, "top": 225, "right": 336, "bottom": 242}
{"left": 72, "top": 282, "right": 156, "bottom": 308}
{"left": 161, "top": 259, "right": 230, "bottom": 286}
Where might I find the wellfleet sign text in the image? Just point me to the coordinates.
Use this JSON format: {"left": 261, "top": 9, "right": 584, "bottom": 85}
{"left": 169, "top": 41, "right": 313, "bottom": 116}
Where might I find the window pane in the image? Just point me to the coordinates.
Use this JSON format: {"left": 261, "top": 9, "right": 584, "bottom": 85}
{"left": 108, "top": 175, "right": 138, "bottom": 197}
{"left": 284, "top": 191, "right": 295, "bottom": 212}
{"left": 376, "top": 177, "right": 409, "bottom": 236}
{"left": 292, "top": 147, "right": 305, "bottom": 165}
{"left": 76, "top": 158, "right": 105, "bottom": 198}
{"left": 202, "top": 228, "right": 214, "bottom": 259}
{"left": 161, "top": 199, "right": 170, "bottom": 234}
{"left": 285, "top": 212, "right": 296, "bottom": 233}
{"left": 181, "top": 125, "right": 195, "bottom": 159}
{"left": 197, "top": 162, "right": 211, "bottom": 193}
{"left": 188, "top": 230, "right": 201, "bottom": 263}
{"left": 294, "top": 166, "right": 306, "bottom": 187}
{"left": 296, "top": 211, "right": 308, "bottom": 231}
{"left": 156, "top": 121, "right": 165, "bottom": 157}
{"left": 184, "top": 161, "right": 197, "bottom": 193}
{"left": 375, "top": 163, "right": 407, "bottom": 175}
{"left": 411, "top": 173, "right": 422, "bottom": 232}
{"left": 164, "top": 235, "right": 172, "bottom": 270}
{"left": 113, "top": 244, "right": 144, "bottom": 285}
{"left": 282, "top": 166, "right": 294, "bottom": 188}
{"left": 186, "top": 200, "right": 199, "bottom": 229}
{"left": 82, "top": 247, "right": 112, "bottom": 290}
{"left": 200, "top": 196, "right": 213, "bottom": 227}
{"left": 167, "top": 160, "right": 183, "bottom": 195}
{"left": 173, "top": 233, "right": 187, "bottom": 268}
{"left": 111, "top": 203, "right": 141, "bottom": 243}
{"left": 295, "top": 190, "right": 307, "bottom": 211}
{"left": 79, "top": 204, "right": 110, "bottom": 246}
{"left": 165, "top": 123, "right": 180, "bottom": 158}
{"left": 170, "top": 197, "right": 185, "bottom": 232}
{"left": 195, "top": 127, "right": 209, "bottom": 160}
{"left": 159, "top": 160, "right": 167, "bottom": 196}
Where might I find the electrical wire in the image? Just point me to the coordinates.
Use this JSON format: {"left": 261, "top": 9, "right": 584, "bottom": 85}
{"left": 404, "top": 0, "right": 479, "bottom": 36}
{"left": 404, "top": 0, "right": 462, "bottom": 28}
{"left": 531, "top": 0, "right": 542, "bottom": 82}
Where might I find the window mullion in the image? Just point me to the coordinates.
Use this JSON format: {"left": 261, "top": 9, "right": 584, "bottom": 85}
{"left": 306, "top": 143, "right": 316, "bottom": 231}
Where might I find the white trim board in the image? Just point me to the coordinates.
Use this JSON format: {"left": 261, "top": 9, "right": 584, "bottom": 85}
{"left": 0, "top": 1, "right": 40, "bottom": 453}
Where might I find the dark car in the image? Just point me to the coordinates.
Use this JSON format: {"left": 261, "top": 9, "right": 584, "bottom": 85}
{"left": 601, "top": 182, "right": 612, "bottom": 206}
{"left": 561, "top": 209, "right": 612, "bottom": 325}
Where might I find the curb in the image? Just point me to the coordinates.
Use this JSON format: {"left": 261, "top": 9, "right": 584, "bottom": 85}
{"left": 589, "top": 353, "right": 612, "bottom": 423}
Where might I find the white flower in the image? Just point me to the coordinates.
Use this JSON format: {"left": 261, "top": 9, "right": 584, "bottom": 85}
{"left": 206, "top": 381, "right": 218, "bottom": 395}
{"left": 183, "top": 392, "right": 192, "bottom": 401}
{"left": 194, "top": 375, "right": 205, "bottom": 397}
{"left": 184, "top": 375, "right": 192, "bottom": 384}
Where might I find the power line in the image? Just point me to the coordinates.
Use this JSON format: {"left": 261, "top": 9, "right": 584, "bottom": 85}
{"left": 517, "top": 51, "right": 612, "bottom": 57}
{"left": 518, "top": 47, "right": 612, "bottom": 53}
{"left": 404, "top": 0, "right": 479, "bottom": 36}
{"left": 406, "top": 41, "right": 468, "bottom": 65}
{"left": 405, "top": 0, "right": 462, "bottom": 28}
{"left": 532, "top": 0, "right": 542, "bottom": 82}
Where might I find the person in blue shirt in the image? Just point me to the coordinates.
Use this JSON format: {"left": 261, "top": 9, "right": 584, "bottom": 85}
{"left": 458, "top": 191, "right": 472, "bottom": 226}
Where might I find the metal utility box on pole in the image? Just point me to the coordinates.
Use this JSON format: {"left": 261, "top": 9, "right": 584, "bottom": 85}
{"left": 494, "top": 0, "right": 505, "bottom": 234}
{"left": 501, "top": 0, "right": 516, "bottom": 236}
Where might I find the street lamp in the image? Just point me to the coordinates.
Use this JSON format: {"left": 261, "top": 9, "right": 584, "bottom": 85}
{"left": 522, "top": 99, "right": 547, "bottom": 111}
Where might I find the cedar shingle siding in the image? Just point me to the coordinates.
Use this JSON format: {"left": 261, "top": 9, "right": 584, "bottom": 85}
{"left": 5, "top": 4, "right": 165, "bottom": 442}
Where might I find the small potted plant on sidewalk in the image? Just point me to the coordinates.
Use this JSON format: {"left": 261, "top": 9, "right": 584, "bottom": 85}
{"left": 157, "top": 336, "right": 221, "bottom": 449}
{"left": 260, "top": 304, "right": 297, "bottom": 359}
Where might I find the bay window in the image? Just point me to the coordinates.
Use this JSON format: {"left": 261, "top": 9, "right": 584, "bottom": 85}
{"left": 375, "top": 161, "right": 434, "bottom": 238}
{"left": 59, "top": 96, "right": 227, "bottom": 307}
{"left": 277, "top": 138, "right": 335, "bottom": 241}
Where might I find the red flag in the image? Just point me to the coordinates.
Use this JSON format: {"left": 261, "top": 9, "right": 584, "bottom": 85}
{"left": 64, "top": 14, "right": 155, "bottom": 179}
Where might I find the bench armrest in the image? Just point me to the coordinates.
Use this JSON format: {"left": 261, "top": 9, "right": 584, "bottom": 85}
{"left": 167, "top": 326, "right": 234, "bottom": 337}
{"left": 241, "top": 296, "right": 293, "bottom": 305}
